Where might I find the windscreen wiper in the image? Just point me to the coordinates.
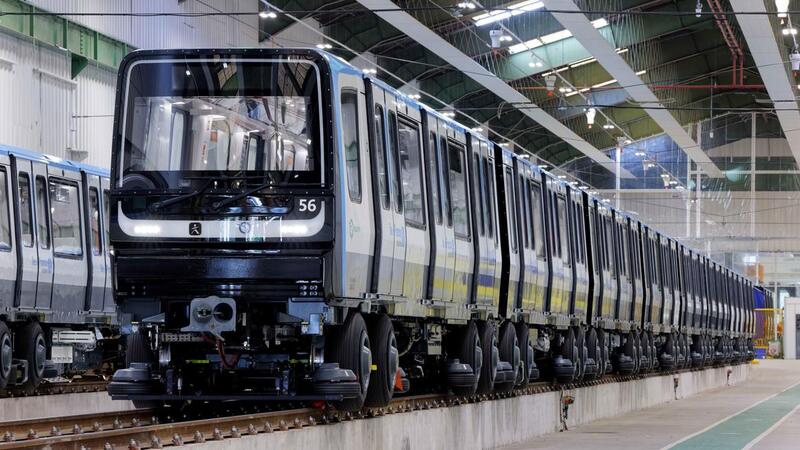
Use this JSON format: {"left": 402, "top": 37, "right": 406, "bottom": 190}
{"left": 150, "top": 179, "right": 215, "bottom": 212}
{"left": 211, "top": 179, "right": 274, "bottom": 211}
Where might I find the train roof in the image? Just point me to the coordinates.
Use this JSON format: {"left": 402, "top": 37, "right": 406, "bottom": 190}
{"left": 0, "top": 144, "right": 109, "bottom": 177}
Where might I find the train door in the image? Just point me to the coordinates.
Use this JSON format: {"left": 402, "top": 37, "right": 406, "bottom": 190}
{"left": 437, "top": 129, "right": 457, "bottom": 304}
{"left": 337, "top": 74, "right": 375, "bottom": 298}
{"left": 482, "top": 142, "right": 501, "bottom": 307}
{"left": 48, "top": 169, "right": 89, "bottom": 315}
{"left": 586, "top": 199, "right": 601, "bottom": 321}
{"left": 0, "top": 159, "right": 16, "bottom": 311}
{"left": 446, "top": 135, "right": 473, "bottom": 304}
{"left": 497, "top": 151, "right": 520, "bottom": 314}
{"left": 366, "top": 84, "right": 397, "bottom": 296}
{"left": 32, "top": 163, "right": 53, "bottom": 310}
{"left": 629, "top": 220, "right": 645, "bottom": 328}
{"left": 420, "top": 112, "right": 450, "bottom": 304}
{"left": 394, "top": 101, "right": 429, "bottom": 301}
{"left": 516, "top": 163, "right": 536, "bottom": 316}
{"left": 529, "top": 172, "right": 549, "bottom": 317}
{"left": 85, "top": 173, "right": 106, "bottom": 312}
{"left": 613, "top": 213, "right": 631, "bottom": 324}
{"left": 568, "top": 189, "right": 589, "bottom": 320}
{"left": 12, "top": 157, "right": 38, "bottom": 309}
{"left": 659, "top": 237, "right": 673, "bottom": 329}
{"left": 599, "top": 207, "right": 617, "bottom": 322}
{"left": 467, "top": 135, "right": 488, "bottom": 305}
{"left": 670, "top": 241, "right": 682, "bottom": 329}
{"left": 101, "top": 178, "right": 114, "bottom": 313}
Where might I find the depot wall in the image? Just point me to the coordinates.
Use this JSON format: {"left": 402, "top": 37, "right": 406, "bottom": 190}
{"left": 0, "top": 0, "right": 259, "bottom": 169}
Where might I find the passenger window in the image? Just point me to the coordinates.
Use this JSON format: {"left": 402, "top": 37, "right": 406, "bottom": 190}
{"left": 0, "top": 170, "right": 9, "bottom": 250}
{"left": 49, "top": 180, "right": 83, "bottom": 257}
{"left": 388, "top": 112, "right": 403, "bottom": 213}
{"left": 519, "top": 176, "right": 529, "bottom": 248}
{"left": 557, "top": 196, "right": 569, "bottom": 266}
{"left": 89, "top": 188, "right": 102, "bottom": 255}
{"left": 440, "top": 137, "right": 452, "bottom": 226}
{"left": 427, "top": 131, "right": 442, "bottom": 224}
{"left": 474, "top": 153, "right": 485, "bottom": 237}
{"left": 18, "top": 173, "right": 33, "bottom": 247}
{"left": 483, "top": 157, "right": 495, "bottom": 240}
{"left": 531, "top": 183, "right": 545, "bottom": 258}
{"left": 103, "top": 190, "right": 110, "bottom": 247}
{"left": 35, "top": 176, "right": 50, "bottom": 250}
{"left": 504, "top": 168, "right": 517, "bottom": 251}
{"left": 341, "top": 90, "right": 361, "bottom": 203}
{"left": 448, "top": 145, "right": 470, "bottom": 239}
{"left": 397, "top": 119, "right": 425, "bottom": 227}
{"left": 373, "top": 105, "right": 390, "bottom": 210}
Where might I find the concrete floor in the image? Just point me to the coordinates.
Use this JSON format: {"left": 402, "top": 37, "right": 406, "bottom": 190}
{"left": 502, "top": 360, "right": 800, "bottom": 450}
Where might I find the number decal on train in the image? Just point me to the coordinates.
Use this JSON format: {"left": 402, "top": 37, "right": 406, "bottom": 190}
{"left": 298, "top": 199, "right": 318, "bottom": 213}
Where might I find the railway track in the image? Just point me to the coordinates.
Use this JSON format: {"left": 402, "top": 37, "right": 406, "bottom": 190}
{"left": 0, "top": 363, "right": 743, "bottom": 449}
{"left": 0, "top": 379, "right": 109, "bottom": 399}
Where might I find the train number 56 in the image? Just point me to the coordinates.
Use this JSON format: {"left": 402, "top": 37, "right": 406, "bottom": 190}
{"left": 298, "top": 199, "right": 318, "bottom": 212}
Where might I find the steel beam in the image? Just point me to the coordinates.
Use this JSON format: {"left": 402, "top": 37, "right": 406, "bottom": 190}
{"left": 354, "top": 0, "right": 634, "bottom": 178}
{"left": 729, "top": 0, "right": 800, "bottom": 171}
{"left": 542, "top": 0, "right": 724, "bottom": 178}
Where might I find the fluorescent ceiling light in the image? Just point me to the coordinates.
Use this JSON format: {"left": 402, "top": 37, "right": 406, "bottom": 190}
{"left": 473, "top": 0, "right": 544, "bottom": 27}
{"left": 569, "top": 57, "right": 596, "bottom": 68}
{"left": 509, "top": 17, "right": 609, "bottom": 54}
{"left": 592, "top": 78, "right": 618, "bottom": 88}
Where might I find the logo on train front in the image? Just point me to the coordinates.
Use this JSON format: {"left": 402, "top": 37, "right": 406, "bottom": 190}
{"left": 189, "top": 222, "right": 202, "bottom": 236}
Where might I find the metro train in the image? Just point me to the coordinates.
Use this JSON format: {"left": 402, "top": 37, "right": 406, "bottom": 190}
{"left": 106, "top": 48, "right": 755, "bottom": 411}
{"left": 0, "top": 145, "right": 116, "bottom": 392}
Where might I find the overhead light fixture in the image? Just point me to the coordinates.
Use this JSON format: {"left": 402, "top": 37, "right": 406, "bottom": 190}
{"left": 362, "top": 68, "right": 377, "bottom": 75}
{"left": 185, "top": 69, "right": 191, "bottom": 76}
{"left": 669, "top": 180, "right": 679, "bottom": 185}
{"left": 457, "top": 2, "right": 476, "bottom": 8}
{"left": 259, "top": 10, "right": 277, "bottom": 19}
{"left": 695, "top": 1, "right": 702, "bottom": 18}
{"left": 408, "top": 93, "right": 421, "bottom": 100}
{"left": 509, "top": 18, "right": 608, "bottom": 54}
{"left": 473, "top": 0, "right": 544, "bottom": 27}
{"left": 490, "top": 29, "right": 506, "bottom": 48}
{"left": 585, "top": 107, "right": 597, "bottom": 128}
{"left": 316, "top": 43, "right": 333, "bottom": 49}
{"left": 538, "top": 164, "right": 549, "bottom": 169}
{"left": 472, "top": 127, "right": 484, "bottom": 132}
{"left": 603, "top": 124, "right": 615, "bottom": 130}
{"left": 791, "top": 50, "right": 800, "bottom": 71}
{"left": 776, "top": 0, "right": 791, "bottom": 18}
{"left": 558, "top": 175, "right": 567, "bottom": 179}
{"left": 634, "top": 150, "right": 646, "bottom": 157}
{"left": 624, "top": 139, "right": 633, "bottom": 145}
{"left": 784, "top": 27, "right": 798, "bottom": 35}
{"left": 443, "top": 111, "right": 456, "bottom": 118}
{"left": 545, "top": 75, "right": 557, "bottom": 95}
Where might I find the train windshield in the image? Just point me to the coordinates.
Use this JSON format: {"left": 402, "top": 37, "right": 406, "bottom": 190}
{"left": 119, "top": 58, "right": 323, "bottom": 190}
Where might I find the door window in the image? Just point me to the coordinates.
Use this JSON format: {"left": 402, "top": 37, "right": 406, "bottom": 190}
{"left": 341, "top": 90, "right": 361, "bottom": 202}
{"left": 49, "top": 180, "right": 83, "bottom": 257}
{"left": 18, "top": 173, "right": 32, "bottom": 247}
{"left": 35, "top": 176, "right": 50, "bottom": 250}
{"left": 89, "top": 188, "right": 102, "bottom": 255}
{"left": 0, "top": 170, "right": 10, "bottom": 250}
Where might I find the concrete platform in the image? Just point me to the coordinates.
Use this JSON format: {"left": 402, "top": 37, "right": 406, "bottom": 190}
{"left": 187, "top": 364, "right": 751, "bottom": 450}
{"left": 0, "top": 392, "right": 135, "bottom": 422}
{"left": 504, "top": 359, "right": 800, "bottom": 450}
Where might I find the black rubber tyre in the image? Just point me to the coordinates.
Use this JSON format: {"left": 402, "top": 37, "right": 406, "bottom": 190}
{"left": 640, "top": 332, "right": 651, "bottom": 373}
{"left": 325, "top": 312, "right": 371, "bottom": 412}
{"left": 476, "top": 321, "right": 498, "bottom": 395}
{"left": 451, "top": 320, "right": 482, "bottom": 396}
{"left": 561, "top": 328, "right": 578, "bottom": 382}
{"left": 574, "top": 327, "right": 587, "bottom": 382}
{"left": 14, "top": 322, "right": 46, "bottom": 392}
{"left": 586, "top": 328, "right": 602, "bottom": 377}
{"left": 496, "top": 321, "right": 519, "bottom": 392}
{"left": 0, "top": 321, "right": 11, "bottom": 389}
{"left": 125, "top": 331, "right": 154, "bottom": 368}
{"left": 515, "top": 322, "right": 535, "bottom": 386}
{"left": 365, "top": 315, "right": 398, "bottom": 407}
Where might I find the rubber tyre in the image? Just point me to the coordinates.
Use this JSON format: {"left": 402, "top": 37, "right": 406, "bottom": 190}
{"left": 515, "top": 322, "right": 535, "bottom": 386}
{"left": 476, "top": 321, "right": 498, "bottom": 395}
{"left": 125, "top": 331, "right": 154, "bottom": 367}
{"left": 597, "top": 329, "right": 610, "bottom": 376}
{"left": 325, "top": 312, "right": 371, "bottom": 412}
{"left": 365, "top": 315, "right": 398, "bottom": 407}
{"left": 574, "top": 327, "right": 588, "bottom": 382}
{"left": 14, "top": 322, "right": 46, "bottom": 392}
{"left": 451, "top": 321, "right": 481, "bottom": 396}
{"left": 640, "top": 332, "right": 651, "bottom": 373}
{"left": 586, "top": 328, "right": 602, "bottom": 377}
{"left": 560, "top": 328, "right": 578, "bottom": 383}
{"left": 496, "top": 321, "right": 519, "bottom": 392}
{"left": 0, "top": 322, "right": 11, "bottom": 389}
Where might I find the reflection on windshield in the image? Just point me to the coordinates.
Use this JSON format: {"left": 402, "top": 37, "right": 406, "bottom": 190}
{"left": 120, "top": 59, "right": 322, "bottom": 189}
{"left": 132, "top": 96, "right": 313, "bottom": 173}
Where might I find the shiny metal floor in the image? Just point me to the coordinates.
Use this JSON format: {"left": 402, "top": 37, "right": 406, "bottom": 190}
{"left": 502, "top": 360, "right": 800, "bottom": 450}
